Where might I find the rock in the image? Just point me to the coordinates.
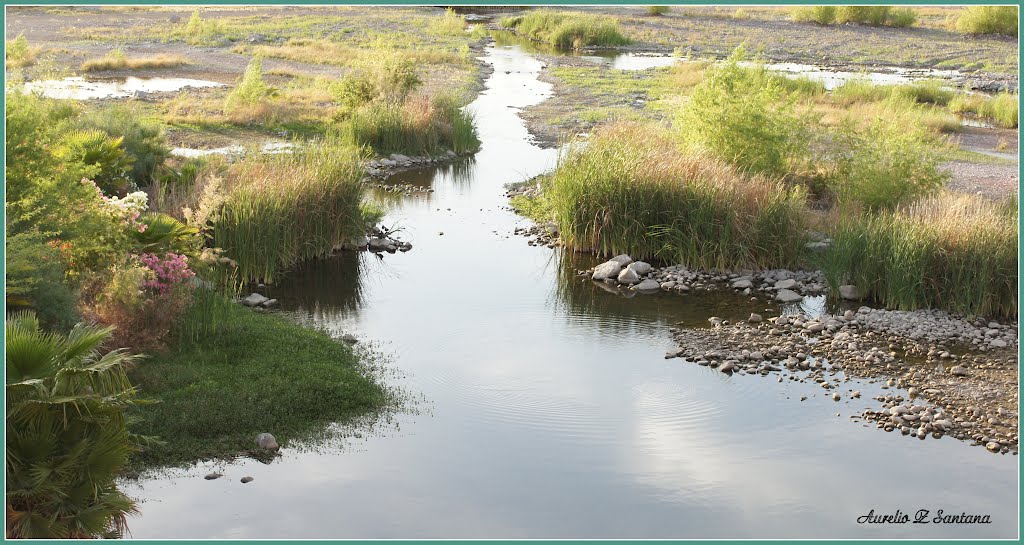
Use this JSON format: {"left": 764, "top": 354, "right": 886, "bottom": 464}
{"left": 986, "top": 442, "right": 1001, "bottom": 452}
{"left": 950, "top": 365, "right": 969, "bottom": 377}
{"left": 240, "top": 293, "right": 269, "bottom": 307}
{"left": 843, "top": 310, "right": 856, "bottom": 321}
{"left": 634, "top": 279, "right": 661, "bottom": 292}
{"left": 719, "top": 361, "right": 735, "bottom": 373}
{"left": 241, "top": 476, "right": 254, "bottom": 484}
{"left": 806, "top": 241, "right": 829, "bottom": 253}
{"left": 367, "top": 237, "right": 390, "bottom": 252}
{"left": 774, "top": 278, "right": 797, "bottom": 290}
{"left": 732, "top": 279, "right": 753, "bottom": 289}
{"left": 204, "top": 472, "right": 223, "bottom": 480}
{"left": 990, "top": 339, "right": 1008, "bottom": 348}
{"left": 608, "top": 254, "right": 633, "bottom": 266}
{"left": 592, "top": 260, "right": 623, "bottom": 281}
{"left": 341, "top": 334, "right": 358, "bottom": 344}
{"left": 628, "top": 261, "right": 652, "bottom": 276}
{"left": 838, "top": 285, "right": 860, "bottom": 300}
{"left": 775, "top": 289, "right": 803, "bottom": 303}
{"left": 256, "top": 433, "right": 280, "bottom": 450}
{"left": 748, "top": 313, "right": 762, "bottom": 323}
{"left": 832, "top": 392, "right": 841, "bottom": 401}
{"left": 261, "top": 298, "right": 279, "bottom": 309}
{"left": 617, "top": 267, "right": 640, "bottom": 285}
{"left": 805, "top": 322, "right": 825, "bottom": 333}
{"left": 389, "top": 153, "right": 411, "bottom": 163}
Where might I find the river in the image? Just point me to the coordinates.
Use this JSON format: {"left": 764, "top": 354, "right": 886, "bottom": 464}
{"left": 121, "top": 43, "right": 1018, "bottom": 539}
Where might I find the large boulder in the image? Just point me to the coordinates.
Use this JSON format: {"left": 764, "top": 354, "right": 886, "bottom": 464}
{"left": 617, "top": 267, "right": 641, "bottom": 285}
{"left": 628, "top": 261, "right": 652, "bottom": 276}
{"left": 775, "top": 289, "right": 803, "bottom": 303}
{"left": 608, "top": 254, "right": 633, "bottom": 266}
{"left": 240, "top": 293, "right": 269, "bottom": 307}
{"left": 256, "top": 433, "right": 279, "bottom": 450}
{"left": 592, "top": 260, "right": 623, "bottom": 281}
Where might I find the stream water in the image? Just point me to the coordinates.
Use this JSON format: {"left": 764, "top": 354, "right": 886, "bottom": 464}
{"left": 121, "top": 44, "right": 1017, "bottom": 539}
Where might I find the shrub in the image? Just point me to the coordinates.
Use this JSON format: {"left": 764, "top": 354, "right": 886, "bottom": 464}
{"left": 837, "top": 6, "right": 892, "bottom": 26}
{"left": 956, "top": 6, "right": 1018, "bottom": 36}
{"left": 224, "top": 56, "right": 273, "bottom": 116}
{"left": 179, "top": 9, "right": 226, "bottom": 45}
{"left": 6, "top": 312, "right": 144, "bottom": 538}
{"left": 887, "top": 8, "right": 917, "bottom": 28}
{"left": 820, "top": 193, "right": 1017, "bottom": 318}
{"left": 79, "top": 105, "right": 169, "bottom": 186}
{"left": 828, "top": 115, "right": 949, "bottom": 211}
{"left": 792, "top": 5, "right": 837, "bottom": 25}
{"left": 537, "top": 122, "right": 808, "bottom": 269}
{"left": 512, "top": 9, "right": 630, "bottom": 48}
{"left": 429, "top": 8, "right": 466, "bottom": 35}
{"left": 6, "top": 33, "right": 38, "bottom": 68}
{"left": 53, "top": 130, "right": 135, "bottom": 195}
{"left": 331, "top": 52, "right": 421, "bottom": 112}
{"left": 5, "top": 231, "right": 79, "bottom": 331}
{"left": 646, "top": 6, "right": 670, "bottom": 16}
{"left": 677, "top": 47, "right": 810, "bottom": 178}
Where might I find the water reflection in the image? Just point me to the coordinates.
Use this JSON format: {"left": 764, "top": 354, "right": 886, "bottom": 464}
{"left": 23, "top": 76, "right": 223, "bottom": 100}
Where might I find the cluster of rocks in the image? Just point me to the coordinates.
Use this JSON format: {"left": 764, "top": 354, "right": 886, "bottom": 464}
{"left": 649, "top": 266, "right": 834, "bottom": 302}
{"left": 588, "top": 255, "right": 663, "bottom": 293}
{"left": 666, "top": 306, "right": 1018, "bottom": 453}
{"left": 364, "top": 179, "right": 435, "bottom": 196}
{"left": 514, "top": 221, "right": 560, "bottom": 248}
{"left": 333, "top": 226, "right": 412, "bottom": 254}
{"left": 240, "top": 292, "right": 278, "bottom": 309}
{"left": 364, "top": 151, "right": 466, "bottom": 178}
{"left": 855, "top": 308, "right": 1017, "bottom": 352}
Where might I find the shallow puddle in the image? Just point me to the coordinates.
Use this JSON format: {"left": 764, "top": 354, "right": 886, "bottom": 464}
{"left": 122, "top": 44, "right": 1017, "bottom": 539}
{"left": 22, "top": 76, "right": 224, "bottom": 100}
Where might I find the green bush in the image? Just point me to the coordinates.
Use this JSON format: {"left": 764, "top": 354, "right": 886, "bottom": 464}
{"left": 5, "top": 232, "right": 79, "bottom": 331}
{"left": 677, "top": 47, "right": 810, "bottom": 178}
{"left": 535, "top": 122, "right": 808, "bottom": 269}
{"left": 887, "top": 8, "right": 917, "bottom": 28}
{"left": 956, "top": 6, "right": 1018, "bottom": 36}
{"left": 820, "top": 193, "right": 1017, "bottom": 318}
{"left": 6, "top": 312, "right": 144, "bottom": 538}
{"left": 511, "top": 9, "right": 630, "bottom": 48}
{"left": 791, "top": 5, "right": 837, "bottom": 25}
{"left": 53, "top": 129, "right": 135, "bottom": 195}
{"left": 892, "top": 79, "right": 955, "bottom": 106}
{"left": 6, "top": 32, "right": 37, "bottom": 67}
{"left": 646, "top": 6, "right": 670, "bottom": 16}
{"left": 224, "top": 56, "right": 273, "bottom": 115}
{"left": 79, "top": 105, "right": 168, "bottom": 186}
{"left": 331, "top": 52, "right": 421, "bottom": 112}
{"left": 828, "top": 115, "right": 949, "bottom": 211}
{"left": 837, "top": 6, "right": 892, "bottom": 25}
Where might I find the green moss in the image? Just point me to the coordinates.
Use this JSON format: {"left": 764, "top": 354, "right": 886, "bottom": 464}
{"left": 128, "top": 303, "right": 388, "bottom": 470}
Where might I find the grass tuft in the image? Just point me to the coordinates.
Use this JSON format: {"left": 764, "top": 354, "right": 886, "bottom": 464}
{"left": 506, "top": 9, "right": 630, "bottom": 49}
{"left": 81, "top": 48, "right": 188, "bottom": 72}
{"left": 955, "top": 6, "right": 1018, "bottom": 36}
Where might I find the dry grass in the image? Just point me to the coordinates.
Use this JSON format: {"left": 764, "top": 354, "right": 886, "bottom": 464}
{"left": 247, "top": 37, "right": 464, "bottom": 69}
{"left": 81, "top": 50, "right": 188, "bottom": 72}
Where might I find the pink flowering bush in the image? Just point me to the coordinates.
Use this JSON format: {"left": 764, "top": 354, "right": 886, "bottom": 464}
{"left": 140, "top": 252, "right": 196, "bottom": 295}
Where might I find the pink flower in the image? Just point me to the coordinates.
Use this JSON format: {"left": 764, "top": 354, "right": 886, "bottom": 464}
{"left": 140, "top": 252, "right": 196, "bottom": 294}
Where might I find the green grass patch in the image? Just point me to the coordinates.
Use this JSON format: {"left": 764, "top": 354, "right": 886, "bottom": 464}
{"left": 532, "top": 122, "right": 808, "bottom": 269}
{"left": 949, "top": 92, "right": 1019, "bottom": 129}
{"left": 505, "top": 9, "right": 631, "bottom": 49}
{"left": 820, "top": 193, "right": 1018, "bottom": 318}
{"left": 128, "top": 303, "right": 389, "bottom": 469}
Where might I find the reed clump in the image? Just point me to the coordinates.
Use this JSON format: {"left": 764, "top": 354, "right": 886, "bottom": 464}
{"left": 821, "top": 193, "right": 1018, "bottom": 318}
{"left": 211, "top": 139, "right": 369, "bottom": 284}
{"left": 505, "top": 9, "right": 631, "bottom": 49}
{"left": 539, "top": 122, "right": 808, "bottom": 269}
{"left": 81, "top": 49, "right": 189, "bottom": 72}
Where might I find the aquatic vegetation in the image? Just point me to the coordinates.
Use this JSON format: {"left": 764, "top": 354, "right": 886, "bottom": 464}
{"left": 80, "top": 48, "right": 188, "bottom": 72}
{"left": 5, "top": 312, "right": 144, "bottom": 538}
{"left": 128, "top": 303, "right": 388, "bottom": 469}
{"left": 505, "top": 9, "right": 631, "bottom": 49}
{"left": 949, "top": 92, "right": 1019, "bottom": 129}
{"left": 535, "top": 122, "right": 808, "bottom": 269}
{"left": 820, "top": 193, "right": 1018, "bottom": 318}
{"left": 211, "top": 139, "right": 369, "bottom": 284}
{"left": 955, "top": 6, "right": 1018, "bottom": 36}
{"left": 340, "top": 92, "right": 480, "bottom": 156}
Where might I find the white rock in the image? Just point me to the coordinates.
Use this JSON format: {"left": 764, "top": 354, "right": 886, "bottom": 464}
{"left": 627, "top": 261, "right": 652, "bottom": 276}
{"left": 774, "top": 278, "right": 797, "bottom": 290}
{"left": 617, "top": 267, "right": 640, "bottom": 285}
{"left": 732, "top": 279, "right": 753, "bottom": 289}
{"left": 241, "top": 293, "right": 269, "bottom": 307}
{"left": 608, "top": 254, "right": 633, "bottom": 266}
{"left": 592, "top": 260, "right": 623, "bottom": 281}
{"left": 775, "top": 289, "right": 803, "bottom": 303}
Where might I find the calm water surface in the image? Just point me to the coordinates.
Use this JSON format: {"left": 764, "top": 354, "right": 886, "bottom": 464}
{"left": 122, "top": 45, "right": 1018, "bottom": 539}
